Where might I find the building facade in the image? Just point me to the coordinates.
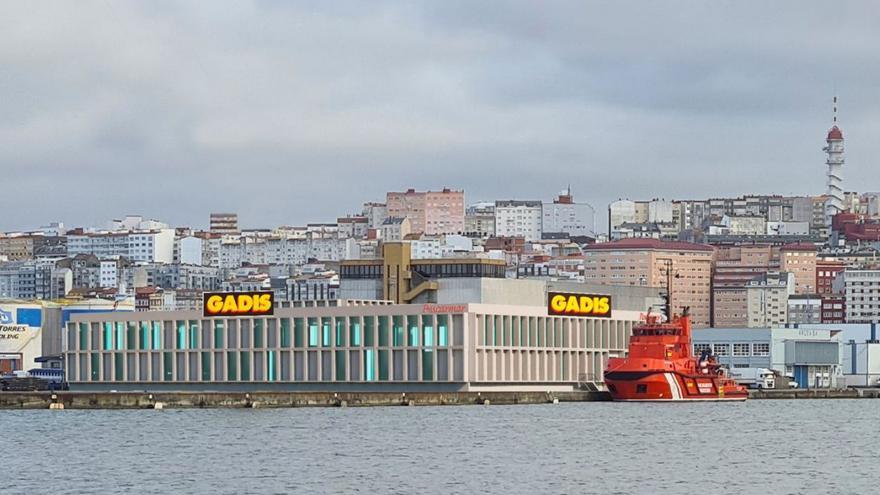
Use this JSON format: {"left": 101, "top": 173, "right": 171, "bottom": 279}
{"left": 386, "top": 189, "right": 465, "bottom": 235}
{"left": 495, "top": 200, "right": 543, "bottom": 241}
{"left": 779, "top": 243, "right": 818, "bottom": 294}
{"left": 583, "top": 238, "right": 714, "bottom": 327}
{"left": 63, "top": 302, "right": 636, "bottom": 392}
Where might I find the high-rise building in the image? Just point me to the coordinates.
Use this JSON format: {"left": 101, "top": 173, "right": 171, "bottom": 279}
{"left": 386, "top": 189, "right": 464, "bottom": 235}
{"left": 209, "top": 213, "right": 239, "bottom": 234}
{"left": 824, "top": 97, "right": 845, "bottom": 225}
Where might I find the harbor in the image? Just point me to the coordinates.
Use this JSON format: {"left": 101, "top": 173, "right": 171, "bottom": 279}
{"left": 3, "top": 388, "right": 879, "bottom": 410}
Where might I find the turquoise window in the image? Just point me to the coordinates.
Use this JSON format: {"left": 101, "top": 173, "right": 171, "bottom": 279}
{"left": 483, "top": 315, "right": 491, "bottom": 346}
{"left": 422, "top": 315, "right": 434, "bottom": 347}
{"left": 90, "top": 354, "right": 100, "bottom": 381}
{"left": 163, "top": 352, "right": 173, "bottom": 381}
{"left": 308, "top": 318, "right": 319, "bottom": 347}
{"left": 189, "top": 320, "right": 199, "bottom": 348}
{"left": 281, "top": 319, "right": 291, "bottom": 347}
{"left": 103, "top": 322, "right": 113, "bottom": 350}
{"left": 114, "top": 322, "right": 125, "bottom": 350}
{"left": 126, "top": 323, "right": 136, "bottom": 351}
{"left": 364, "top": 349, "right": 376, "bottom": 381}
{"left": 437, "top": 315, "right": 448, "bottom": 347}
{"left": 335, "top": 318, "right": 345, "bottom": 347}
{"left": 176, "top": 321, "right": 187, "bottom": 350}
{"left": 378, "top": 350, "right": 389, "bottom": 380}
{"left": 422, "top": 349, "right": 433, "bottom": 381}
{"left": 321, "top": 318, "right": 331, "bottom": 347}
{"left": 295, "top": 318, "right": 305, "bottom": 347}
{"left": 335, "top": 351, "right": 346, "bottom": 381}
{"left": 392, "top": 316, "right": 404, "bottom": 346}
{"left": 114, "top": 354, "right": 124, "bottom": 381}
{"left": 364, "top": 317, "right": 374, "bottom": 346}
{"left": 254, "top": 320, "right": 264, "bottom": 348}
{"left": 139, "top": 322, "right": 149, "bottom": 350}
{"left": 267, "top": 351, "right": 276, "bottom": 382}
{"left": 378, "top": 316, "right": 389, "bottom": 346}
{"left": 214, "top": 321, "right": 224, "bottom": 349}
{"left": 240, "top": 352, "right": 250, "bottom": 381}
{"left": 407, "top": 315, "right": 419, "bottom": 347}
{"left": 349, "top": 317, "right": 361, "bottom": 346}
{"left": 152, "top": 322, "right": 162, "bottom": 350}
{"left": 201, "top": 352, "right": 211, "bottom": 381}
{"left": 79, "top": 323, "right": 88, "bottom": 351}
{"left": 227, "top": 352, "right": 237, "bottom": 381}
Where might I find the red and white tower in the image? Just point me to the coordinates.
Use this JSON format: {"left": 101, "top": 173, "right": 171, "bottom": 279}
{"left": 824, "top": 96, "right": 844, "bottom": 225}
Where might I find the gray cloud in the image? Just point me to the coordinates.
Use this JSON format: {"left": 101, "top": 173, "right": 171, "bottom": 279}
{"left": 1, "top": 1, "right": 878, "bottom": 231}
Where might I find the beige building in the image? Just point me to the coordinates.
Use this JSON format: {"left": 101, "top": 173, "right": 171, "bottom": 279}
{"left": 583, "top": 238, "right": 714, "bottom": 327}
{"left": 0, "top": 236, "right": 36, "bottom": 261}
{"left": 386, "top": 188, "right": 465, "bottom": 235}
{"left": 745, "top": 273, "right": 792, "bottom": 327}
{"left": 780, "top": 243, "right": 818, "bottom": 295}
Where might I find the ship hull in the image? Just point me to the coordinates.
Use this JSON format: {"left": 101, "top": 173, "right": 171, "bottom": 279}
{"left": 604, "top": 370, "right": 748, "bottom": 402}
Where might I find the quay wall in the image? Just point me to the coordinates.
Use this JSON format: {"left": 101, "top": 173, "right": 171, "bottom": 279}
{"left": 0, "top": 390, "right": 609, "bottom": 409}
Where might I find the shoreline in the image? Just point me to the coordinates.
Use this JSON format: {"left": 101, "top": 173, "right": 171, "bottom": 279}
{"left": 1, "top": 388, "right": 879, "bottom": 409}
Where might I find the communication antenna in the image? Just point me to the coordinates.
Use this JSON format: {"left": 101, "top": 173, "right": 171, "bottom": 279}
{"left": 833, "top": 95, "right": 838, "bottom": 124}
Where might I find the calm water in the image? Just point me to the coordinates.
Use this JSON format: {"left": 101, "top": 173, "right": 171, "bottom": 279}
{"left": 1, "top": 400, "right": 876, "bottom": 494}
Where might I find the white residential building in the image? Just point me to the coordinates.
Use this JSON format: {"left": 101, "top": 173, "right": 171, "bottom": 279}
{"left": 495, "top": 200, "right": 543, "bottom": 241}
{"left": 67, "top": 229, "right": 175, "bottom": 263}
{"left": 542, "top": 191, "right": 595, "bottom": 237}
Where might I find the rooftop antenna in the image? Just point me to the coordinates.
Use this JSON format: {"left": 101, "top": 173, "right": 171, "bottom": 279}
{"left": 833, "top": 95, "right": 838, "bottom": 124}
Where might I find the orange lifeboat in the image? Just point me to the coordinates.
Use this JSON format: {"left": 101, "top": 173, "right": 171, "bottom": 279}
{"left": 604, "top": 310, "right": 748, "bottom": 402}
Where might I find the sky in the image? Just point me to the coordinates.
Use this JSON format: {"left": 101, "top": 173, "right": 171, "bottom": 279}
{"left": 2, "top": 1, "right": 879, "bottom": 231}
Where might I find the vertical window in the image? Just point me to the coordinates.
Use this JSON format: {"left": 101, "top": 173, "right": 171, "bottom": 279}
{"left": 378, "top": 349, "right": 389, "bottom": 380}
{"left": 378, "top": 316, "right": 389, "bottom": 346}
{"left": 227, "top": 352, "right": 237, "bottom": 381}
{"left": 407, "top": 315, "right": 419, "bottom": 346}
{"left": 294, "top": 318, "right": 304, "bottom": 347}
{"left": 254, "top": 320, "right": 264, "bottom": 348}
{"left": 364, "top": 349, "right": 376, "bottom": 381}
{"left": 152, "top": 322, "right": 162, "bottom": 350}
{"left": 163, "top": 352, "right": 174, "bottom": 381}
{"left": 392, "top": 316, "right": 405, "bottom": 346}
{"left": 127, "top": 323, "right": 136, "bottom": 351}
{"left": 364, "top": 316, "right": 374, "bottom": 347}
{"left": 349, "top": 317, "right": 361, "bottom": 346}
{"left": 322, "top": 318, "right": 331, "bottom": 347}
{"left": 115, "top": 322, "right": 125, "bottom": 350}
{"left": 201, "top": 352, "right": 211, "bottom": 381}
{"left": 114, "top": 354, "right": 124, "bottom": 381}
{"left": 139, "top": 322, "right": 149, "bottom": 350}
{"left": 483, "top": 315, "right": 491, "bottom": 346}
{"left": 90, "top": 354, "right": 100, "bottom": 381}
{"left": 308, "top": 318, "right": 319, "bottom": 347}
{"left": 437, "top": 314, "right": 448, "bottom": 347}
{"left": 176, "top": 321, "right": 187, "bottom": 350}
{"left": 335, "top": 350, "right": 346, "bottom": 381}
{"left": 79, "top": 323, "right": 88, "bottom": 351}
{"left": 240, "top": 352, "right": 251, "bottom": 381}
{"left": 267, "top": 351, "right": 276, "bottom": 382}
{"left": 189, "top": 321, "right": 199, "bottom": 349}
{"left": 422, "top": 315, "right": 434, "bottom": 347}
{"left": 103, "top": 322, "right": 113, "bottom": 350}
{"left": 214, "top": 321, "right": 224, "bottom": 349}
{"left": 281, "top": 319, "right": 291, "bottom": 347}
{"left": 335, "top": 318, "right": 345, "bottom": 347}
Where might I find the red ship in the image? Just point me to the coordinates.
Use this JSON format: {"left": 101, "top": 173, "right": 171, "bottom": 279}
{"left": 604, "top": 309, "right": 748, "bottom": 402}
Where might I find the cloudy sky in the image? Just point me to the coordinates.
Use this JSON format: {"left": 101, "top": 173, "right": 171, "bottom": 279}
{"left": 2, "top": 1, "right": 879, "bottom": 231}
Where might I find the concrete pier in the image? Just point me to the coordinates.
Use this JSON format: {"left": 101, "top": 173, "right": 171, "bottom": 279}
{"left": 0, "top": 390, "right": 610, "bottom": 410}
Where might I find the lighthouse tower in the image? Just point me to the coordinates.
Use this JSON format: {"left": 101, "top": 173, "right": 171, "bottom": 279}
{"left": 824, "top": 96, "right": 845, "bottom": 226}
